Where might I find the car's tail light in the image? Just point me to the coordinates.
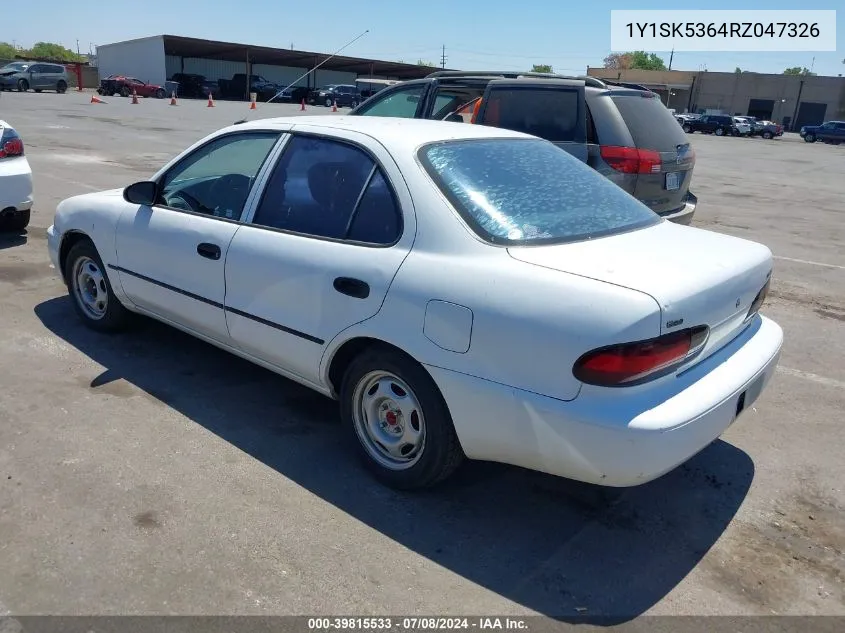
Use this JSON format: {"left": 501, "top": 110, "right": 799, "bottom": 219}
{"left": 0, "top": 134, "right": 24, "bottom": 159}
{"left": 573, "top": 326, "right": 709, "bottom": 387}
{"left": 746, "top": 279, "right": 770, "bottom": 320}
{"left": 600, "top": 145, "right": 662, "bottom": 174}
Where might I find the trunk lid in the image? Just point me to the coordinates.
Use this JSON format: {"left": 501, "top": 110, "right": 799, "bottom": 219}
{"left": 508, "top": 221, "right": 773, "bottom": 368}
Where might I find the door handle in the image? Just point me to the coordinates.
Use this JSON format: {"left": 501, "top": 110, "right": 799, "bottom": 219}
{"left": 333, "top": 277, "right": 370, "bottom": 299}
{"left": 197, "top": 242, "right": 221, "bottom": 260}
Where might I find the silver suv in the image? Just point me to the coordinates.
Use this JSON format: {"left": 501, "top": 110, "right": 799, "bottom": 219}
{"left": 0, "top": 61, "right": 69, "bottom": 93}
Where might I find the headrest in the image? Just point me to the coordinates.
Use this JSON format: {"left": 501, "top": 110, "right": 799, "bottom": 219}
{"left": 307, "top": 162, "right": 368, "bottom": 210}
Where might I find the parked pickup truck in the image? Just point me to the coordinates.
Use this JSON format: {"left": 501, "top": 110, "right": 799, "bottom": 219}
{"left": 218, "top": 74, "right": 285, "bottom": 101}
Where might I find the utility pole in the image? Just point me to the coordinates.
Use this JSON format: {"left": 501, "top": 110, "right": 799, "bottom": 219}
{"left": 76, "top": 39, "right": 81, "bottom": 57}
{"left": 668, "top": 47, "right": 674, "bottom": 70}
{"left": 441, "top": 45, "right": 447, "bottom": 69}
{"left": 810, "top": 56, "right": 815, "bottom": 73}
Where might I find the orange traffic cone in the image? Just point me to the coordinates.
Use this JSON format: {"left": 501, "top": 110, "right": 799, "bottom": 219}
{"left": 300, "top": 98, "right": 306, "bottom": 111}
{"left": 249, "top": 96, "right": 256, "bottom": 110}
{"left": 131, "top": 89, "right": 139, "bottom": 104}
{"left": 90, "top": 94, "right": 106, "bottom": 104}
{"left": 207, "top": 93, "right": 215, "bottom": 107}
{"left": 169, "top": 91, "right": 177, "bottom": 106}
{"left": 332, "top": 99, "right": 338, "bottom": 112}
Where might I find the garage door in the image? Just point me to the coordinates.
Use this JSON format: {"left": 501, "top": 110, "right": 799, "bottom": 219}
{"left": 795, "top": 102, "right": 828, "bottom": 130}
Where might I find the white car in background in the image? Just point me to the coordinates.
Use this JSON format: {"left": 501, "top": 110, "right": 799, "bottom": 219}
{"left": 47, "top": 116, "right": 783, "bottom": 490}
{"left": 732, "top": 116, "right": 753, "bottom": 136}
{"left": 0, "top": 120, "right": 33, "bottom": 232}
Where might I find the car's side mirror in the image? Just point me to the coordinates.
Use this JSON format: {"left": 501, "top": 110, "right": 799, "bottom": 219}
{"left": 123, "top": 181, "right": 158, "bottom": 206}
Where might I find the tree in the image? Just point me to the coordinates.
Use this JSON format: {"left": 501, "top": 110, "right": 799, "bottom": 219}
{"left": 783, "top": 66, "right": 816, "bottom": 76}
{"left": 735, "top": 67, "right": 742, "bottom": 73}
{"left": 604, "top": 51, "right": 666, "bottom": 70}
{"left": 27, "top": 42, "right": 84, "bottom": 62}
{"left": 417, "top": 59, "right": 435, "bottom": 67}
{"left": 603, "top": 53, "right": 632, "bottom": 69}
{"left": 531, "top": 64, "right": 553, "bottom": 73}
{"left": 0, "top": 41, "right": 17, "bottom": 60}
{"left": 628, "top": 51, "right": 667, "bottom": 70}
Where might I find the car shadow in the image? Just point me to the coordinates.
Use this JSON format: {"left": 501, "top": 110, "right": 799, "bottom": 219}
{"left": 0, "top": 230, "right": 27, "bottom": 250}
{"left": 35, "top": 296, "right": 754, "bottom": 622}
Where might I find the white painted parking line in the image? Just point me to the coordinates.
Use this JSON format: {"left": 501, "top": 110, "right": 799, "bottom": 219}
{"left": 777, "top": 366, "right": 845, "bottom": 390}
{"left": 774, "top": 255, "right": 845, "bottom": 270}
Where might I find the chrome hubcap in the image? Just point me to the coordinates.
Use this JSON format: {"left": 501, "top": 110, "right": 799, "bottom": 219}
{"left": 352, "top": 371, "right": 425, "bottom": 470}
{"left": 72, "top": 256, "right": 108, "bottom": 320}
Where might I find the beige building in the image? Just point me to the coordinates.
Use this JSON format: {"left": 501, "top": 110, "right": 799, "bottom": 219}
{"left": 587, "top": 67, "right": 845, "bottom": 131}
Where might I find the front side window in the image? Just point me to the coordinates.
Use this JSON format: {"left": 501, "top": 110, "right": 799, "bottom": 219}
{"left": 252, "top": 135, "right": 401, "bottom": 244}
{"left": 355, "top": 84, "right": 426, "bottom": 118}
{"left": 157, "top": 132, "right": 280, "bottom": 221}
{"left": 419, "top": 138, "right": 659, "bottom": 246}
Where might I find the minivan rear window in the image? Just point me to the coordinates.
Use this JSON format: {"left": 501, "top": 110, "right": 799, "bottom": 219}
{"left": 419, "top": 138, "right": 660, "bottom": 246}
{"left": 477, "top": 87, "right": 585, "bottom": 143}
{"left": 610, "top": 93, "right": 689, "bottom": 150}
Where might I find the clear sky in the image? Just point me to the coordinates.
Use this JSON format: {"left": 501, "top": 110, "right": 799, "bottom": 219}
{"left": 9, "top": 0, "right": 844, "bottom": 77}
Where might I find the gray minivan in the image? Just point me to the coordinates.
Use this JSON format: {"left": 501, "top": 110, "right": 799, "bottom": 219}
{"left": 0, "top": 62, "right": 69, "bottom": 93}
{"left": 350, "top": 71, "right": 697, "bottom": 224}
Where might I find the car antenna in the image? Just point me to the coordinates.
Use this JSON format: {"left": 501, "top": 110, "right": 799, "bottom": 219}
{"left": 232, "top": 29, "right": 369, "bottom": 126}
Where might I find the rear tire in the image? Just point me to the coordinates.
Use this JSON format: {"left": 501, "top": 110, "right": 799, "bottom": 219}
{"left": 683, "top": 124, "right": 692, "bottom": 133}
{"left": 121, "top": 86, "right": 131, "bottom": 98}
{"left": 64, "top": 239, "right": 131, "bottom": 333}
{"left": 762, "top": 131, "right": 773, "bottom": 139}
{"left": 715, "top": 127, "right": 725, "bottom": 136}
{"left": 340, "top": 348, "right": 465, "bottom": 490}
{"left": 56, "top": 80, "right": 67, "bottom": 94}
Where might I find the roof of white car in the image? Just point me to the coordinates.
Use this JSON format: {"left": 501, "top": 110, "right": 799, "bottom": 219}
{"left": 232, "top": 115, "right": 535, "bottom": 152}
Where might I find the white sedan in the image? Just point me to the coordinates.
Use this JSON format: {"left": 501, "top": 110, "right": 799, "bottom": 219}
{"left": 0, "top": 120, "right": 33, "bottom": 231}
{"left": 47, "top": 116, "right": 783, "bottom": 490}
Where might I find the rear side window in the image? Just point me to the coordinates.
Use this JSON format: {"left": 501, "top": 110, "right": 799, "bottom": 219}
{"left": 610, "top": 94, "right": 689, "bottom": 149}
{"left": 419, "top": 138, "right": 659, "bottom": 246}
{"left": 478, "top": 87, "right": 585, "bottom": 143}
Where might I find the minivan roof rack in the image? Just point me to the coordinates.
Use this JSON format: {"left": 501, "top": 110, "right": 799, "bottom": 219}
{"left": 424, "top": 70, "right": 607, "bottom": 89}
{"left": 601, "top": 79, "right": 651, "bottom": 91}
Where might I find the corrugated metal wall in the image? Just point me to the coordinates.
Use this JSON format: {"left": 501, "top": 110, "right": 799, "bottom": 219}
{"left": 313, "top": 69, "right": 358, "bottom": 86}
{"left": 162, "top": 55, "right": 358, "bottom": 87}
{"left": 96, "top": 36, "right": 167, "bottom": 85}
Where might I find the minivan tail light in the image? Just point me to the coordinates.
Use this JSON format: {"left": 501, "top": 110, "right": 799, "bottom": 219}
{"left": 600, "top": 145, "right": 662, "bottom": 174}
{"left": 573, "top": 326, "right": 709, "bottom": 387}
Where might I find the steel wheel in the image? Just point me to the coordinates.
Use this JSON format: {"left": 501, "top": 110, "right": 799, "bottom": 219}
{"left": 351, "top": 370, "right": 426, "bottom": 470}
{"left": 72, "top": 256, "right": 108, "bottom": 320}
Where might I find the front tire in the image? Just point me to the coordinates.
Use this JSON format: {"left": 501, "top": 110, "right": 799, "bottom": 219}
{"left": 64, "top": 240, "right": 130, "bottom": 333}
{"left": 683, "top": 124, "right": 692, "bottom": 133}
{"left": 715, "top": 127, "right": 725, "bottom": 136}
{"left": 155, "top": 88, "right": 166, "bottom": 99}
{"left": 340, "top": 349, "right": 464, "bottom": 490}
{"left": 17, "top": 79, "right": 29, "bottom": 92}
{"left": 804, "top": 134, "right": 816, "bottom": 143}
{"left": 325, "top": 97, "right": 333, "bottom": 108}
{"left": 762, "top": 131, "right": 773, "bottom": 139}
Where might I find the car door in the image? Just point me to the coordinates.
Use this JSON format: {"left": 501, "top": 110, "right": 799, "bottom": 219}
{"left": 28, "top": 64, "right": 45, "bottom": 89}
{"left": 224, "top": 127, "right": 414, "bottom": 386}
{"left": 474, "top": 79, "right": 589, "bottom": 162}
{"left": 351, "top": 80, "right": 433, "bottom": 117}
{"left": 114, "top": 129, "right": 283, "bottom": 342}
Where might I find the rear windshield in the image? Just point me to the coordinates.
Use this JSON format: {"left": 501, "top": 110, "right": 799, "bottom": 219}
{"left": 610, "top": 93, "right": 689, "bottom": 150}
{"left": 418, "top": 138, "right": 660, "bottom": 246}
{"left": 478, "top": 87, "right": 585, "bottom": 143}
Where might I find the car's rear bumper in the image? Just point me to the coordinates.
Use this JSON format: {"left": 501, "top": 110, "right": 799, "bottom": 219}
{"left": 660, "top": 191, "right": 697, "bottom": 226}
{"left": 0, "top": 156, "right": 33, "bottom": 212}
{"left": 428, "top": 314, "right": 782, "bottom": 487}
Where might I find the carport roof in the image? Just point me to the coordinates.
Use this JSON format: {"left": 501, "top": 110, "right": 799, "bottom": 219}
{"left": 158, "top": 34, "right": 448, "bottom": 80}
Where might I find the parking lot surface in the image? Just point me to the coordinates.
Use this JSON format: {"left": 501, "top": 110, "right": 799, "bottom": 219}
{"left": 0, "top": 91, "right": 843, "bottom": 619}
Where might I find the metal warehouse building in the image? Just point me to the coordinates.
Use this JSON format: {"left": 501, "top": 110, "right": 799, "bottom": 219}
{"left": 588, "top": 67, "right": 845, "bottom": 131}
{"left": 96, "top": 34, "right": 441, "bottom": 99}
